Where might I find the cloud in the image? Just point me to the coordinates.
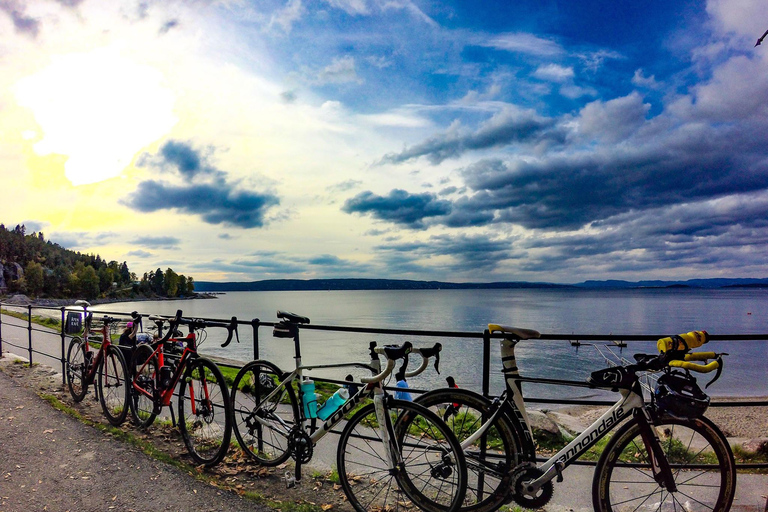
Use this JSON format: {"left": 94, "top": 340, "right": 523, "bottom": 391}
{"left": 131, "top": 236, "right": 181, "bottom": 249}
{"left": 159, "top": 19, "right": 179, "bottom": 35}
{"left": 0, "top": 1, "right": 40, "bottom": 37}
{"left": 127, "top": 250, "right": 153, "bottom": 258}
{"left": 477, "top": 32, "right": 563, "bottom": 57}
{"left": 377, "top": 233, "right": 517, "bottom": 273}
{"left": 125, "top": 181, "right": 280, "bottom": 229}
{"left": 324, "top": 0, "right": 370, "bottom": 15}
{"left": 631, "top": 69, "right": 661, "bottom": 89}
{"left": 313, "top": 56, "right": 361, "bottom": 85}
{"left": 269, "top": 0, "right": 304, "bottom": 33}
{"left": 342, "top": 189, "right": 451, "bottom": 228}
{"left": 533, "top": 64, "right": 574, "bottom": 83}
{"left": 380, "top": 108, "right": 563, "bottom": 165}
{"left": 49, "top": 231, "right": 118, "bottom": 249}
{"left": 129, "top": 142, "right": 280, "bottom": 228}
{"left": 575, "top": 92, "right": 650, "bottom": 143}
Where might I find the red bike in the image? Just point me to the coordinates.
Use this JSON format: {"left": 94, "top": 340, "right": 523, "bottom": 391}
{"left": 130, "top": 310, "right": 238, "bottom": 467}
{"left": 65, "top": 300, "right": 130, "bottom": 426}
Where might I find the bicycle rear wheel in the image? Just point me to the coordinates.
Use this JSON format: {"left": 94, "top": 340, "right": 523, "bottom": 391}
{"left": 66, "top": 337, "right": 89, "bottom": 402}
{"left": 130, "top": 344, "right": 158, "bottom": 428}
{"left": 98, "top": 345, "right": 129, "bottom": 426}
{"left": 415, "top": 388, "right": 521, "bottom": 512}
{"left": 593, "top": 414, "right": 736, "bottom": 512}
{"left": 230, "top": 360, "right": 298, "bottom": 465}
{"left": 178, "top": 357, "right": 232, "bottom": 467}
{"left": 337, "top": 398, "right": 468, "bottom": 512}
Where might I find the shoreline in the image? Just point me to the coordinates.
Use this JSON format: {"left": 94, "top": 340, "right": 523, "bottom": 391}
{"left": 0, "top": 293, "right": 218, "bottom": 308}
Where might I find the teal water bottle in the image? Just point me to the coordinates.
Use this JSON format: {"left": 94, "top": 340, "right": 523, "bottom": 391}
{"left": 300, "top": 379, "right": 318, "bottom": 419}
{"left": 316, "top": 387, "right": 350, "bottom": 420}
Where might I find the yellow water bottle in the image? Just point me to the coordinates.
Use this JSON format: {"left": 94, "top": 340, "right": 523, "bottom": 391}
{"left": 657, "top": 330, "right": 709, "bottom": 353}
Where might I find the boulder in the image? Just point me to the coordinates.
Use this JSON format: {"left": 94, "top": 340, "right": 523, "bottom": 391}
{"left": 2, "top": 262, "right": 23, "bottom": 283}
{"left": 0, "top": 262, "right": 6, "bottom": 291}
{"left": 528, "top": 410, "right": 561, "bottom": 436}
{"left": 741, "top": 438, "right": 768, "bottom": 455}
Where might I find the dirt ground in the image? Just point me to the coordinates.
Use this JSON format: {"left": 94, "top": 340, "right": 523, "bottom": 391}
{"left": 0, "top": 355, "right": 356, "bottom": 512}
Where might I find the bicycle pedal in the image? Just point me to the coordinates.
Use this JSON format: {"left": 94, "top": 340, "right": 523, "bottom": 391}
{"left": 284, "top": 471, "right": 298, "bottom": 489}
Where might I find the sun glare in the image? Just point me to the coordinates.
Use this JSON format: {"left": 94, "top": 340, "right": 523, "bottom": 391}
{"left": 14, "top": 48, "right": 177, "bottom": 186}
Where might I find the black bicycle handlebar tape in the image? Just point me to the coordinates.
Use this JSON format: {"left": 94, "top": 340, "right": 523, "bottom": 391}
{"left": 220, "top": 316, "right": 239, "bottom": 348}
{"left": 382, "top": 341, "right": 413, "bottom": 360}
{"left": 158, "top": 310, "right": 183, "bottom": 343}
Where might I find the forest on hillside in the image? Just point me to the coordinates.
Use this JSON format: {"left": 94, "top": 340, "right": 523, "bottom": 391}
{"left": 0, "top": 223, "right": 194, "bottom": 300}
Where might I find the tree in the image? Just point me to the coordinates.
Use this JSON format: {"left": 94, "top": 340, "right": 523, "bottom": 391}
{"left": 25, "top": 261, "right": 44, "bottom": 297}
{"left": 151, "top": 268, "right": 164, "bottom": 295}
{"left": 78, "top": 265, "right": 100, "bottom": 299}
{"left": 164, "top": 268, "right": 179, "bottom": 297}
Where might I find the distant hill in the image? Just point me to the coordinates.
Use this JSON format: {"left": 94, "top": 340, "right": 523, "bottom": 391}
{"left": 194, "top": 278, "right": 575, "bottom": 292}
{"left": 194, "top": 277, "right": 768, "bottom": 292}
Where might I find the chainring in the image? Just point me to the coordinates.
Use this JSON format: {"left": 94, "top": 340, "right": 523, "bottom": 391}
{"left": 509, "top": 462, "right": 554, "bottom": 509}
{"left": 288, "top": 428, "right": 313, "bottom": 464}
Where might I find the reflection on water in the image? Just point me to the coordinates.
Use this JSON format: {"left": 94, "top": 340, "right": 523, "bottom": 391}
{"left": 88, "top": 288, "right": 768, "bottom": 400}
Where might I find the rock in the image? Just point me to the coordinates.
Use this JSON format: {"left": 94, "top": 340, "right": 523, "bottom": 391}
{"left": 6, "top": 294, "right": 31, "bottom": 305}
{"left": 0, "top": 262, "right": 6, "bottom": 290}
{"left": 741, "top": 438, "right": 768, "bottom": 455}
{"left": 546, "top": 410, "right": 589, "bottom": 436}
{"left": 3, "top": 262, "right": 23, "bottom": 282}
{"left": 528, "top": 410, "right": 561, "bottom": 436}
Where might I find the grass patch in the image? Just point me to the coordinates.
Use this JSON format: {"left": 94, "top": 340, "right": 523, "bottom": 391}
{"left": 1, "top": 308, "right": 62, "bottom": 330}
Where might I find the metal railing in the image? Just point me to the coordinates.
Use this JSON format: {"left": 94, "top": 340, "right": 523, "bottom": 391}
{"left": 1, "top": 301, "right": 766, "bottom": 471}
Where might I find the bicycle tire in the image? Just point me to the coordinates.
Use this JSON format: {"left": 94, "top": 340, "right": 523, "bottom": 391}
{"left": 178, "top": 357, "right": 232, "bottom": 467}
{"left": 230, "top": 360, "right": 298, "bottom": 466}
{"left": 415, "top": 388, "right": 522, "bottom": 512}
{"left": 337, "top": 398, "right": 468, "bottom": 512}
{"left": 592, "top": 413, "right": 736, "bottom": 512}
{"left": 66, "top": 337, "right": 89, "bottom": 402}
{"left": 130, "top": 344, "right": 158, "bottom": 428}
{"left": 98, "top": 345, "right": 129, "bottom": 426}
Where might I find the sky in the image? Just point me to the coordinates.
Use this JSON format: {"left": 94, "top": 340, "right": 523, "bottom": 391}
{"left": 2, "top": 0, "right": 768, "bottom": 284}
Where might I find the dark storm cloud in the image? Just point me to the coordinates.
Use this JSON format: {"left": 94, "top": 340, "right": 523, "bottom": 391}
{"left": 342, "top": 189, "right": 452, "bottom": 229}
{"left": 379, "top": 109, "right": 564, "bottom": 165}
{"left": 377, "top": 234, "right": 517, "bottom": 272}
{"left": 130, "top": 141, "right": 280, "bottom": 228}
{"left": 453, "top": 126, "right": 768, "bottom": 231}
{"left": 0, "top": 1, "right": 40, "bottom": 37}
{"left": 195, "top": 251, "right": 371, "bottom": 276}
{"left": 124, "top": 180, "right": 279, "bottom": 229}
{"left": 513, "top": 195, "right": 768, "bottom": 275}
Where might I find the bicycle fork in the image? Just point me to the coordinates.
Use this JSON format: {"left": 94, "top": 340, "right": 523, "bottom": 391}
{"left": 635, "top": 409, "right": 677, "bottom": 492}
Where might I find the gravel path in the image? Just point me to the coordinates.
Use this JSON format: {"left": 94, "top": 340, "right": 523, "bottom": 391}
{"left": 0, "top": 367, "right": 270, "bottom": 512}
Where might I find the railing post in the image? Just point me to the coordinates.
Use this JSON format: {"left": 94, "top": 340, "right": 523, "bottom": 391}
{"left": 27, "top": 304, "right": 33, "bottom": 366}
{"left": 251, "top": 318, "right": 260, "bottom": 360}
{"left": 61, "top": 307, "right": 66, "bottom": 387}
{"left": 482, "top": 328, "right": 491, "bottom": 398}
{"left": 0, "top": 301, "right": 4, "bottom": 356}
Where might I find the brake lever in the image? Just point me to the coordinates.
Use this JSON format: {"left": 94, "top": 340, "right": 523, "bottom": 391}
{"left": 221, "top": 316, "right": 239, "bottom": 348}
{"left": 433, "top": 350, "right": 441, "bottom": 374}
{"left": 705, "top": 354, "right": 726, "bottom": 389}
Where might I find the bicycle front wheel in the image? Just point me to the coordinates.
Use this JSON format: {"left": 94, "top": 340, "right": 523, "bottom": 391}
{"left": 98, "top": 345, "right": 129, "bottom": 426}
{"left": 130, "top": 344, "right": 158, "bottom": 428}
{"left": 231, "top": 360, "right": 298, "bottom": 466}
{"left": 338, "top": 398, "right": 468, "bottom": 512}
{"left": 593, "top": 414, "right": 736, "bottom": 512}
{"left": 415, "top": 388, "right": 521, "bottom": 512}
{"left": 66, "top": 337, "right": 89, "bottom": 402}
{"left": 178, "top": 357, "right": 232, "bottom": 467}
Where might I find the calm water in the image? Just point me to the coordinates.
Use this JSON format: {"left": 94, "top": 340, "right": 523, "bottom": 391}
{"left": 90, "top": 288, "right": 768, "bottom": 400}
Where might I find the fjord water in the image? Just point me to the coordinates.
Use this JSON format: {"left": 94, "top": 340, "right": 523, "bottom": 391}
{"left": 96, "top": 288, "right": 768, "bottom": 400}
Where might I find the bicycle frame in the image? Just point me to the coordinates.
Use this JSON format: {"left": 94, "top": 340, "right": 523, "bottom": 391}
{"left": 463, "top": 335, "right": 665, "bottom": 491}
{"left": 131, "top": 333, "right": 205, "bottom": 411}
{"left": 81, "top": 319, "right": 117, "bottom": 387}
{"left": 252, "top": 361, "right": 383, "bottom": 446}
